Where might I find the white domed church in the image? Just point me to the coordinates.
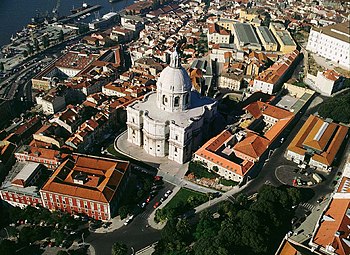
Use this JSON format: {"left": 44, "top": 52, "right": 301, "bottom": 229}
{"left": 126, "top": 50, "right": 217, "bottom": 164}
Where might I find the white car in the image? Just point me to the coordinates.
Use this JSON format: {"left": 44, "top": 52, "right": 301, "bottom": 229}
{"left": 164, "top": 190, "right": 173, "bottom": 197}
{"left": 124, "top": 215, "right": 134, "bottom": 225}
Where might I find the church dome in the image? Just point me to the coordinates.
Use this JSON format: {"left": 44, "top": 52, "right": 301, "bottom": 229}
{"left": 157, "top": 50, "right": 192, "bottom": 94}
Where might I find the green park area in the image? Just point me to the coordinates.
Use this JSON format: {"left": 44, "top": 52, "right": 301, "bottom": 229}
{"left": 154, "top": 185, "right": 306, "bottom": 255}
{"left": 154, "top": 188, "right": 207, "bottom": 223}
{"left": 318, "top": 91, "right": 350, "bottom": 124}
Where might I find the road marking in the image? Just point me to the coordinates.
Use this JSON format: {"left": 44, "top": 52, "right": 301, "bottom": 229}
{"left": 301, "top": 202, "right": 314, "bottom": 210}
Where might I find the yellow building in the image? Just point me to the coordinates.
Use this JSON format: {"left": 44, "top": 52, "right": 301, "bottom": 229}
{"left": 269, "top": 22, "right": 297, "bottom": 54}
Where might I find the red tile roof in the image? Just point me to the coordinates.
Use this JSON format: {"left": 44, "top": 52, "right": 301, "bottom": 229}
{"left": 288, "top": 115, "right": 348, "bottom": 166}
{"left": 313, "top": 199, "right": 350, "bottom": 255}
{"left": 233, "top": 133, "right": 270, "bottom": 159}
{"left": 195, "top": 130, "right": 254, "bottom": 176}
{"left": 41, "top": 155, "right": 130, "bottom": 203}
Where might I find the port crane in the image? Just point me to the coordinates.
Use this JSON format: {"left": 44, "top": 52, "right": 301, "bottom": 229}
{"left": 52, "top": 0, "right": 61, "bottom": 19}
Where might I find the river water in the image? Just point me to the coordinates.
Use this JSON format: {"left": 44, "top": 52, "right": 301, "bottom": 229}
{"left": 0, "top": 0, "right": 134, "bottom": 46}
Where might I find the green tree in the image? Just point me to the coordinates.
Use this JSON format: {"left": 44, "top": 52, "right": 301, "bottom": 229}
{"left": 51, "top": 229, "right": 66, "bottom": 245}
{"left": 23, "top": 50, "right": 28, "bottom": 58}
{"left": 118, "top": 205, "right": 129, "bottom": 219}
{"left": 42, "top": 35, "right": 50, "bottom": 48}
{"left": 0, "top": 239, "right": 17, "bottom": 255}
{"left": 194, "top": 211, "right": 220, "bottom": 240}
{"left": 318, "top": 91, "right": 350, "bottom": 124}
{"left": 111, "top": 242, "right": 128, "bottom": 255}
{"left": 57, "top": 251, "right": 69, "bottom": 255}
{"left": 59, "top": 30, "right": 64, "bottom": 42}
{"left": 33, "top": 38, "right": 40, "bottom": 52}
{"left": 26, "top": 43, "right": 33, "bottom": 55}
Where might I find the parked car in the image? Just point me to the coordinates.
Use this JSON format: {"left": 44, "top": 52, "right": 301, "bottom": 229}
{"left": 164, "top": 190, "right": 173, "bottom": 197}
{"left": 140, "top": 202, "right": 147, "bottom": 208}
{"left": 146, "top": 195, "right": 153, "bottom": 203}
{"left": 296, "top": 178, "right": 302, "bottom": 186}
{"left": 150, "top": 190, "right": 158, "bottom": 195}
{"left": 124, "top": 215, "right": 134, "bottom": 225}
{"left": 154, "top": 176, "right": 162, "bottom": 181}
{"left": 305, "top": 210, "right": 311, "bottom": 217}
{"left": 153, "top": 201, "right": 161, "bottom": 209}
{"left": 317, "top": 196, "right": 324, "bottom": 204}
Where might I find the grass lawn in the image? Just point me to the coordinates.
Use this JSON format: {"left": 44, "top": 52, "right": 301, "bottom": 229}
{"left": 107, "top": 143, "right": 129, "bottom": 160}
{"left": 164, "top": 188, "right": 207, "bottom": 211}
{"left": 219, "top": 178, "right": 238, "bottom": 187}
{"left": 187, "top": 161, "right": 220, "bottom": 179}
{"left": 292, "top": 81, "right": 307, "bottom": 88}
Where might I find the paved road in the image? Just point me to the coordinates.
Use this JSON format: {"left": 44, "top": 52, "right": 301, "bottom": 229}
{"left": 87, "top": 181, "right": 175, "bottom": 255}
{"left": 192, "top": 94, "right": 336, "bottom": 215}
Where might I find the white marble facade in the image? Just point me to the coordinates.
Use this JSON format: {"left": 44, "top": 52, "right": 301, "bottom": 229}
{"left": 126, "top": 50, "right": 217, "bottom": 164}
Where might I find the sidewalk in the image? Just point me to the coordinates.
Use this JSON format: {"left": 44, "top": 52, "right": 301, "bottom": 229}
{"left": 115, "top": 131, "right": 220, "bottom": 194}
{"left": 147, "top": 186, "right": 181, "bottom": 230}
{"left": 92, "top": 216, "right": 125, "bottom": 234}
{"left": 193, "top": 181, "right": 248, "bottom": 214}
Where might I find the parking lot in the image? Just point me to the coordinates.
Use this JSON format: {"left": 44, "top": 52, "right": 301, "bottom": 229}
{"left": 275, "top": 164, "right": 334, "bottom": 188}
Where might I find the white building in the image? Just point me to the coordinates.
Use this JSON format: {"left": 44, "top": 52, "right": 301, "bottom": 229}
{"left": 36, "top": 93, "right": 66, "bottom": 115}
{"left": 313, "top": 69, "right": 345, "bottom": 96}
{"left": 306, "top": 22, "right": 350, "bottom": 70}
{"left": 207, "top": 23, "right": 231, "bottom": 45}
{"left": 126, "top": 50, "right": 217, "bottom": 164}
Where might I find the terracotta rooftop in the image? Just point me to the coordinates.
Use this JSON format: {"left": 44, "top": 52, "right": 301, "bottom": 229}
{"left": 313, "top": 199, "right": 350, "bottom": 255}
{"left": 255, "top": 50, "right": 299, "bottom": 84}
{"left": 244, "top": 101, "right": 294, "bottom": 120}
{"left": 322, "top": 69, "right": 341, "bottom": 81}
{"left": 195, "top": 130, "right": 254, "bottom": 176}
{"left": 233, "top": 132, "right": 270, "bottom": 159}
{"left": 288, "top": 115, "right": 348, "bottom": 166}
{"left": 41, "top": 155, "right": 130, "bottom": 203}
{"left": 55, "top": 51, "right": 98, "bottom": 70}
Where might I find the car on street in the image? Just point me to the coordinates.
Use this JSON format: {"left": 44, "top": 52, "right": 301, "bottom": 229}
{"left": 164, "top": 190, "right": 173, "bottom": 197}
{"left": 151, "top": 185, "right": 162, "bottom": 190}
{"left": 154, "top": 176, "right": 162, "bottom": 181}
{"left": 153, "top": 201, "right": 161, "bottom": 208}
{"left": 150, "top": 190, "right": 158, "bottom": 195}
{"left": 146, "top": 195, "right": 153, "bottom": 203}
{"left": 140, "top": 202, "right": 147, "bottom": 208}
{"left": 296, "top": 178, "right": 302, "bottom": 186}
{"left": 160, "top": 197, "right": 166, "bottom": 203}
{"left": 124, "top": 215, "right": 134, "bottom": 225}
{"left": 317, "top": 196, "right": 324, "bottom": 203}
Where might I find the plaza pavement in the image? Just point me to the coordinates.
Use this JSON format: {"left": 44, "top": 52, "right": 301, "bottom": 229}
{"left": 115, "top": 131, "right": 220, "bottom": 194}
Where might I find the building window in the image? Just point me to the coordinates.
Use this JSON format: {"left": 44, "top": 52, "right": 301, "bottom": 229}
{"left": 174, "top": 96, "right": 180, "bottom": 107}
{"left": 162, "top": 95, "right": 168, "bottom": 105}
{"left": 185, "top": 93, "right": 190, "bottom": 104}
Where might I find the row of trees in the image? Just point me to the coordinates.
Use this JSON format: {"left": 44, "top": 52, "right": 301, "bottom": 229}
{"left": 22, "top": 30, "right": 64, "bottom": 58}
{"left": 318, "top": 91, "right": 350, "bottom": 124}
{"left": 0, "top": 204, "right": 87, "bottom": 254}
{"left": 118, "top": 172, "right": 154, "bottom": 219}
{"left": 153, "top": 185, "right": 302, "bottom": 255}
